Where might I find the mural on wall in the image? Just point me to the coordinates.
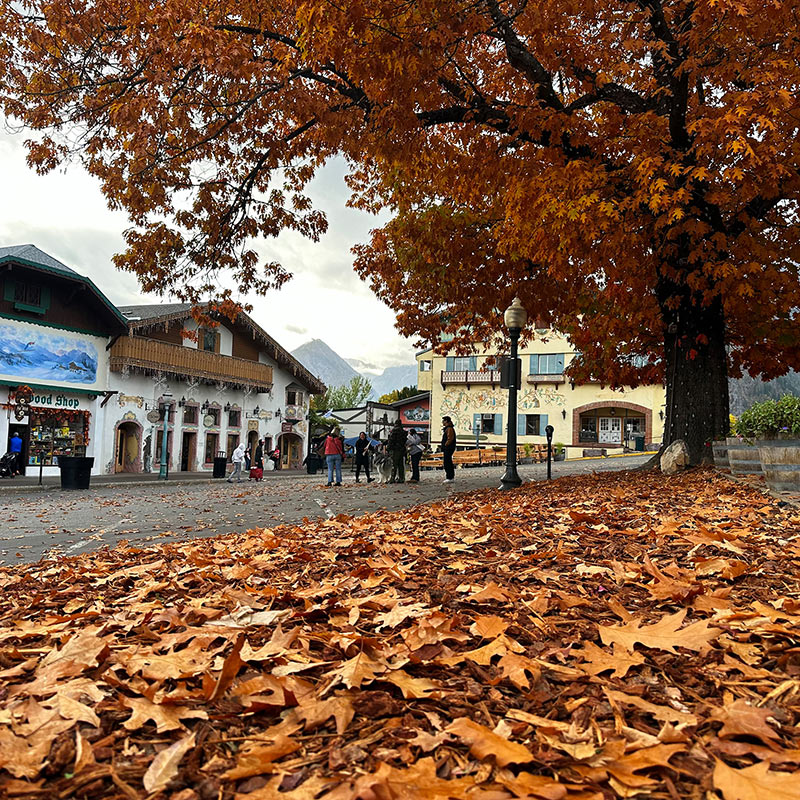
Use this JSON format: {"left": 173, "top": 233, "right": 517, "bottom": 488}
{"left": 405, "top": 405, "right": 430, "bottom": 422}
{"left": 0, "top": 321, "right": 99, "bottom": 386}
{"left": 440, "top": 386, "right": 567, "bottom": 433}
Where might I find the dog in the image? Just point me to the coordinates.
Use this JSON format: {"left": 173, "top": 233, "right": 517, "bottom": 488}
{"left": 372, "top": 451, "right": 393, "bottom": 484}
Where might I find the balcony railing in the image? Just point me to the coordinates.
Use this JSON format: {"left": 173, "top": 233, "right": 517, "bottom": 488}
{"left": 441, "top": 370, "right": 502, "bottom": 386}
{"left": 110, "top": 337, "right": 273, "bottom": 391}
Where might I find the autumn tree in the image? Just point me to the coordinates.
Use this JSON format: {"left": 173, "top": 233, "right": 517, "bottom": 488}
{"left": 3, "top": 1, "right": 800, "bottom": 462}
{"left": 379, "top": 386, "right": 419, "bottom": 404}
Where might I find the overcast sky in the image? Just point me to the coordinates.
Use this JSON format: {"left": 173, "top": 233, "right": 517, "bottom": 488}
{"left": 0, "top": 129, "right": 417, "bottom": 368}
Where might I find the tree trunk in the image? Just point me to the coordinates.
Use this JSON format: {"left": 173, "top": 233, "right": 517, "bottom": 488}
{"left": 660, "top": 288, "right": 729, "bottom": 465}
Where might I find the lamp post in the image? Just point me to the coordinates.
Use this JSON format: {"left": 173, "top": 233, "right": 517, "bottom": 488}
{"left": 499, "top": 297, "right": 527, "bottom": 491}
{"left": 158, "top": 392, "right": 172, "bottom": 480}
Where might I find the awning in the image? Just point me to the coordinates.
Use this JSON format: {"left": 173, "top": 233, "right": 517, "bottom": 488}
{"left": 0, "top": 379, "right": 111, "bottom": 397}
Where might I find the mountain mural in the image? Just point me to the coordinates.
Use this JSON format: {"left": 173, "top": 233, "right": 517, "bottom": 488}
{"left": 292, "top": 339, "right": 417, "bottom": 400}
{"left": 0, "top": 323, "right": 98, "bottom": 384}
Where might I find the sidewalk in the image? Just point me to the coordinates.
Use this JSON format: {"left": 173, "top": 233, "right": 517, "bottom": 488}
{"left": 0, "top": 467, "right": 317, "bottom": 492}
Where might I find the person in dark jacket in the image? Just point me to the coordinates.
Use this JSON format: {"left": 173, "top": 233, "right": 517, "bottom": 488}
{"left": 441, "top": 416, "right": 456, "bottom": 483}
{"left": 354, "top": 432, "right": 374, "bottom": 483}
{"left": 254, "top": 439, "right": 264, "bottom": 470}
{"left": 387, "top": 419, "right": 408, "bottom": 483}
{"left": 407, "top": 427, "right": 424, "bottom": 483}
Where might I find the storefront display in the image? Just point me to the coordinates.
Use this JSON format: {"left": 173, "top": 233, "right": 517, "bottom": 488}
{"left": 27, "top": 408, "right": 91, "bottom": 466}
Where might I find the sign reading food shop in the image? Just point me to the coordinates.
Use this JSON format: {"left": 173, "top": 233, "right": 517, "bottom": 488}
{"left": 30, "top": 392, "right": 83, "bottom": 408}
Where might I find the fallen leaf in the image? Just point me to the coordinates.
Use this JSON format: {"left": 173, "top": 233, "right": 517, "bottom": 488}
{"left": 143, "top": 732, "right": 195, "bottom": 794}
{"left": 446, "top": 717, "right": 533, "bottom": 766}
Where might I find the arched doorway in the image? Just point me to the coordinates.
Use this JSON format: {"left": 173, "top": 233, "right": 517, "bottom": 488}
{"left": 279, "top": 433, "right": 303, "bottom": 470}
{"left": 115, "top": 420, "right": 142, "bottom": 473}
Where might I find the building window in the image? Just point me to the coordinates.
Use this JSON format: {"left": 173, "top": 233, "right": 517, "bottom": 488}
{"left": 201, "top": 328, "right": 218, "bottom": 353}
{"left": 453, "top": 357, "right": 472, "bottom": 371}
{"left": 183, "top": 405, "right": 198, "bottom": 424}
{"left": 524, "top": 414, "right": 541, "bottom": 435}
{"left": 419, "top": 360, "right": 432, "bottom": 372}
{"left": 531, "top": 354, "right": 565, "bottom": 375}
{"left": 286, "top": 390, "right": 303, "bottom": 406}
{"left": 581, "top": 417, "right": 597, "bottom": 433}
{"left": 228, "top": 409, "right": 241, "bottom": 427}
{"left": 204, "top": 433, "right": 219, "bottom": 463}
{"left": 625, "top": 417, "right": 645, "bottom": 435}
{"left": 4, "top": 279, "right": 50, "bottom": 314}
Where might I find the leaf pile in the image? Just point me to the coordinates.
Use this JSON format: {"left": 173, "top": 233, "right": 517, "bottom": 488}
{"left": 1, "top": 469, "right": 799, "bottom": 800}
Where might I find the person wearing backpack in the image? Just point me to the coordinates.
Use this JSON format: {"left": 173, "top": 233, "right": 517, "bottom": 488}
{"left": 407, "top": 427, "right": 424, "bottom": 483}
{"left": 387, "top": 419, "right": 408, "bottom": 483}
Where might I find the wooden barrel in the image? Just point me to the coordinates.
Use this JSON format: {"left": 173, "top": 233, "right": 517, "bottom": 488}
{"left": 759, "top": 443, "right": 800, "bottom": 491}
{"left": 712, "top": 440, "right": 728, "bottom": 467}
{"left": 726, "top": 438, "right": 762, "bottom": 475}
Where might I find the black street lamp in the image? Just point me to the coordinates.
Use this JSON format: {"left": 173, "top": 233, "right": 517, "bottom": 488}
{"left": 499, "top": 297, "right": 527, "bottom": 491}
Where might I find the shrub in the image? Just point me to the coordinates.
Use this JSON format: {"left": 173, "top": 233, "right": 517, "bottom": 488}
{"left": 553, "top": 442, "right": 565, "bottom": 455}
{"left": 736, "top": 396, "right": 800, "bottom": 439}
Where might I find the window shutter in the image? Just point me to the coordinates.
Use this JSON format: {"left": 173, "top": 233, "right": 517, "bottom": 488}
{"left": 473, "top": 413, "right": 481, "bottom": 434}
{"left": 540, "top": 414, "right": 549, "bottom": 434}
{"left": 469, "top": 356, "right": 477, "bottom": 371}
{"left": 215, "top": 332, "right": 221, "bottom": 354}
{"left": 556, "top": 353, "right": 565, "bottom": 373}
{"left": 518, "top": 415, "right": 526, "bottom": 436}
{"left": 446, "top": 357, "right": 455, "bottom": 371}
{"left": 530, "top": 354, "right": 538, "bottom": 374}
{"left": 493, "top": 414, "right": 503, "bottom": 436}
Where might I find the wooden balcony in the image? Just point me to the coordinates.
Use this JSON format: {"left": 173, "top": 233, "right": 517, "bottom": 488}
{"left": 110, "top": 337, "right": 273, "bottom": 391}
{"left": 526, "top": 373, "right": 565, "bottom": 385}
{"left": 441, "top": 370, "right": 502, "bottom": 387}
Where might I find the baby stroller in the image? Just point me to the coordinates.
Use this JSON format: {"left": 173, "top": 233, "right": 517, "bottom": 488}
{"left": 0, "top": 452, "right": 17, "bottom": 478}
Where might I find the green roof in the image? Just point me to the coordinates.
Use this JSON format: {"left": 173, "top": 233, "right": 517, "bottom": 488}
{"left": 0, "top": 244, "right": 128, "bottom": 332}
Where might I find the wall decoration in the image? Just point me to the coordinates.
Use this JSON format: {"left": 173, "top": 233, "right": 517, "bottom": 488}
{"left": 405, "top": 405, "right": 430, "bottom": 422}
{"left": 118, "top": 394, "right": 144, "bottom": 408}
{"left": 0, "top": 321, "right": 99, "bottom": 385}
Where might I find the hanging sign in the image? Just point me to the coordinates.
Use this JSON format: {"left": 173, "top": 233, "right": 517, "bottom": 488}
{"left": 281, "top": 422, "right": 293, "bottom": 433}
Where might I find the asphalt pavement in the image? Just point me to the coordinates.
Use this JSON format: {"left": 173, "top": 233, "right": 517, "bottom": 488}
{"left": 0, "top": 455, "right": 651, "bottom": 565}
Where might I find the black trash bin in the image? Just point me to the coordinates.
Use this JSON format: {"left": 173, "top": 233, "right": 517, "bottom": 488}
{"left": 634, "top": 434, "right": 646, "bottom": 452}
{"left": 213, "top": 451, "right": 228, "bottom": 478}
{"left": 58, "top": 456, "right": 94, "bottom": 490}
{"left": 306, "top": 452, "right": 322, "bottom": 475}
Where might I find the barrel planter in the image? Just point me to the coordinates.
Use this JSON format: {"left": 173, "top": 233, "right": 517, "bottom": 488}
{"left": 726, "top": 438, "right": 762, "bottom": 475}
{"left": 712, "top": 440, "right": 728, "bottom": 467}
{"left": 758, "top": 441, "right": 800, "bottom": 492}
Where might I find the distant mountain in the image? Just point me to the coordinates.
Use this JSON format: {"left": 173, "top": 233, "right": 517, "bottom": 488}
{"left": 291, "top": 339, "right": 361, "bottom": 389}
{"left": 729, "top": 372, "right": 800, "bottom": 415}
{"left": 370, "top": 364, "right": 419, "bottom": 399}
{"left": 292, "top": 340, "right": 418, "bottom": 400}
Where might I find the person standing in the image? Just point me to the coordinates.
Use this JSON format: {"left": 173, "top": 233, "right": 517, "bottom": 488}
{"left": 354, "top": 432, "right": 374, "bottom": 483}
{"left": 324, "top": 427, "right": 344, "bottom": 486}
{"left": 387, "top": 419, "right": 408, "bottom": 483}
{"left": 254, "top": 438, "right": 264, "bottom": 470}
{"left": 227, "top": 441, "right": 246, "bottom": 482}
{"left": 8, "top": 432, "right": 23, "bottom": 477}
{"left": 407, "top": 427, "right": 424, "bottom": 483}
{"left": 441, "top": 416, "right": 456, "bottom": 483}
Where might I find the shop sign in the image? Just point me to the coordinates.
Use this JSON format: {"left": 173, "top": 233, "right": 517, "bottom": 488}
{"left": 281, "top": 422, "right": 293, "bottom": 433}
{"left": 30, "top": 393, "right": 82, "bottom": 409}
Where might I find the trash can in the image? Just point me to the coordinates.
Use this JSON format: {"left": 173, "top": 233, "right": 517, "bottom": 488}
{"left": 306, "top": 452, "right": 322, "bottom": 475}
{"left": 213, "top": 451, "right": 228, "bottom": 478}
{"left": 58, "top": 456, "right": 94, "bottom": 490}
{"left": 634, "top": 435, "right": 645, "bottom": 452}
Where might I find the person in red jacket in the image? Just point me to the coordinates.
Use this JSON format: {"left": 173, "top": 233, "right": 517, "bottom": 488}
{"left": 324, "top": 427, "right": 345, "bottom": 486}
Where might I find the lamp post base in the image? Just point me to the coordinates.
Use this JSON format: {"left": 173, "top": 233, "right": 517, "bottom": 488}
{"left": 499, "top": 468, "right": 523, "bottom": 491}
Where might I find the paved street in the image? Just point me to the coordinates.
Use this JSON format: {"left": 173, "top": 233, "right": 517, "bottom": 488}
{"left": 0, "top": 455, "right": 651, "bottom": 565}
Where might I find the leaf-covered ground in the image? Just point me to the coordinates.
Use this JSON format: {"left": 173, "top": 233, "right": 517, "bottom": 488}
{"left": 1, "top": 469, "right": 799, "bottom": 800}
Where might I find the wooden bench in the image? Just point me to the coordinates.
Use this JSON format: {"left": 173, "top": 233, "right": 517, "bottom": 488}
{"left": 420, "top": 444, "right": 555, "bottom": 470}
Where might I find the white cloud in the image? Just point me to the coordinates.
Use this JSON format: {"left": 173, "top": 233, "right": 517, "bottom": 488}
{"left": 0, "top": 131, "right": 417, "bottom": 367}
